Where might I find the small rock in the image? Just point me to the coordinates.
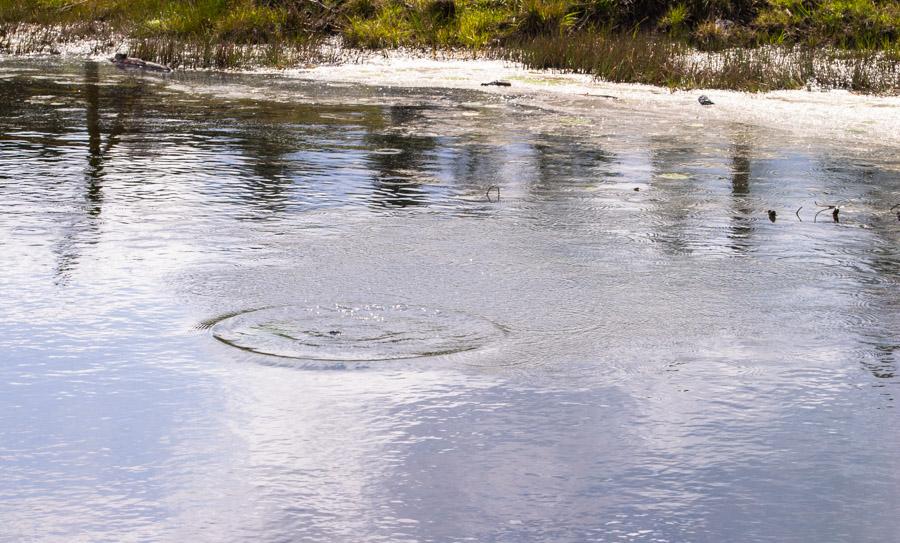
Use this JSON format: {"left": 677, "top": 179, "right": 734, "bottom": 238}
{"left": 481, "top": 80, "right": 511, "bottom": 87}
{"left": 768, "top": 210, "right": 777, "bottom": 222}
{"left": 633, "top": 187, "right": 640, "bottom": 191}
{"left": 698, "top": 95, "right": 714, "bottom": 106}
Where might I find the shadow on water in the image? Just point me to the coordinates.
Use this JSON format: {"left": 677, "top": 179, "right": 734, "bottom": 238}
{"left": 53, "top": 62, "right": 141, "bottom": 285}
{"left": 531, "top": 134, "right": 614, "bottom": 192}
{"left": 228, "top": 119, "right": 303, "bottom": 217}
{"left": 84, "top": 61, "right": 104, "bottom": 217}
{"left": 53, "top": 63, "right": 104, "bottom": 284}
{"left": 646, "top": 138, "right": 699, "bottom": 255}
{"left": 727, "top": 136, "right": 755, "bottom": 254}
{"left": 365, "top": 106, "right": 436, "bottom": 209}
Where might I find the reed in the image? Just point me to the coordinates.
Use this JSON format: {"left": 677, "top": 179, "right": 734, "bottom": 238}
{"left": 499, "top": 31, "right": 900, "bottom": 92}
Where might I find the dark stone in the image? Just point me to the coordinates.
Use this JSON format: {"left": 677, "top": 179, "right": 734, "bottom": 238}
{"left": 481, "top": 80, "right": 511, "bottom": 87}
{"left": 698, "top": 95, "right": 714, "bottom": 106}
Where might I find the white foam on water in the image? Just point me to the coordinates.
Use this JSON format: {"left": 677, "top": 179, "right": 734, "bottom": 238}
{"left": 283, "top": 52, "right": 900, "bottom": 151}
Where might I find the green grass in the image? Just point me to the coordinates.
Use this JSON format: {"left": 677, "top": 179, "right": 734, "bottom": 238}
{"left": 1, "top": 0, "right": 898, "bottom": 91}
{"left": 501, "top": 31, "right": 900, "bottom": 92}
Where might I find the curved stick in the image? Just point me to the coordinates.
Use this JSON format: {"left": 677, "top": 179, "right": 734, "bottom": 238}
{"left": 795, "top": 206, "right": 803, "bottom": 222}
{"left": 486, "top": 185, "right": 500, "bottom": 203}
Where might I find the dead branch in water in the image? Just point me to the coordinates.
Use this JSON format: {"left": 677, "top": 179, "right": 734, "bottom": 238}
{"left": 486, "top": 185, "right": 500, "bottom": 203}
{"left": 814, "top": 201, "right": 837, "bottom": 223}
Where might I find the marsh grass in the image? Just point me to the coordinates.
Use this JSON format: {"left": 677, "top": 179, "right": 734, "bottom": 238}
{"left": 501, "top": 32, "right": 900, "bottom": 92}
{"left": 129, "top": 35, "right": 334, "bottom": 69}
{"left": 0, "top": 21, "right": 117, "bottom": 55}
{"left": 1, "top": 0, "right": 898, "bottom": 91}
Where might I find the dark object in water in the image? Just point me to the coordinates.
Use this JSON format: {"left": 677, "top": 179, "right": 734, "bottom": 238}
{"left": 768, "top": 210, "right": 777, "bottom": 222}
{"left": 583, "top": 93, "right": 619, "bottom": 100}
{"left": 486, "top": 185, "right": 500, "bottom": 202}
{"left": 111, "top": 53, "right": 171, "bottom": 73}
{"left": 481, "top": 80, "right": 511, "bottom": 87}
{"left": 633, "top": 187, "right": 640, "bottom": 191}
{"left": 698, "top": 95, "right": 714, "bottom": 106}
{"left": 328, "top": 330, "right": 341, "bottom": 336}
{"left": 814, "top": 201, "right": 838, "bottom": 223}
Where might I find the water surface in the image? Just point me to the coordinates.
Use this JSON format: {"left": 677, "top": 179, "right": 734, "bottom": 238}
{"left": 1, "top": 58, "right": 899, "bottom": 542}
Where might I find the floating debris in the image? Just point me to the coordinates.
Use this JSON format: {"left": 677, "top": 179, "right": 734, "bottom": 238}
{"left": 481, "top": 80, "right": 511, "bottom": 87}
{"left": 583, "top": 93, "right": 619, "bottom": 100}
{"left": 768, "top": 210, "right": 777, "bottom": 222}
{"left": 658, "top": 172, "right": 689, "bottom": 180}
{"left": 486, "top": 185, "right": 500, "bottom": 202}
{"left": 111, "top": 52, "right": 171, "bottom": 73}
{"left": 698, "top": 95, "right": 714, "bottom": 106}
{"left": 814, "top": 201, "right": 840, "bottom": 223}
{"left": 795, "top": 206, "right": 803, "bottom": 222}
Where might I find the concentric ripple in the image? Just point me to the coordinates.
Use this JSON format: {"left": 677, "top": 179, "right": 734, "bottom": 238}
{"left": 210, "top": 303, "right": 506, "bottom": 361}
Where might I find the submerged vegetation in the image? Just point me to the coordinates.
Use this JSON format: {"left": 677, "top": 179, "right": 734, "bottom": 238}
{"left": 1, "top": 0, "right": 898, "bottom": 91}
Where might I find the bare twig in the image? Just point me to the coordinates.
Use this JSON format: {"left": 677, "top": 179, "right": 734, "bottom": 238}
{"left": 795, "top": 206, "right": 803, "bottom": 222}
{"left": 814, "top": 201, "right": 837, "bottom": 223}
{"left": 486, "top": 185, "right": 500, "bottom": 203}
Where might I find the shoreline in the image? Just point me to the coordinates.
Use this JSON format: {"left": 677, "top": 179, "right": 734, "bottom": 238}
{"left": 2, "top": 22, "right": 899, "bottom": 94}
{"left": 3, "top": 38, "right": 900, "bottom": 153}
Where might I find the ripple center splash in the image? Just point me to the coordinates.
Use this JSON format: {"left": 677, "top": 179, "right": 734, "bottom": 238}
{"left": 209, "top": 303, "right": 506, "bottom": 361}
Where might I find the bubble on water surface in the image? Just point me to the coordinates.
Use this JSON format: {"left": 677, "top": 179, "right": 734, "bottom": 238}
{"left": 210, "top": 304, "right": 506, "bottom": 361}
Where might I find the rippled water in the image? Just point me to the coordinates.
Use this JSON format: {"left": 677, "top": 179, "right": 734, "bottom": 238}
{"left": 1, "top": 58, "right": 899, "bottom": 542}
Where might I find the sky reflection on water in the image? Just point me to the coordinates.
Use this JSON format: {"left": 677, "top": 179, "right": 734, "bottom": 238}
{"left": 1, "top": 59, "right": 899, "bottom": 542}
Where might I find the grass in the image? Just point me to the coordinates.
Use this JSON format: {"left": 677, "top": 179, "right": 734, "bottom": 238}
{"left": 500, "top": 31, "right": 900, "bottom": 92}
{"left": 1, "top": 0, "right": 898, "bottom": 91}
